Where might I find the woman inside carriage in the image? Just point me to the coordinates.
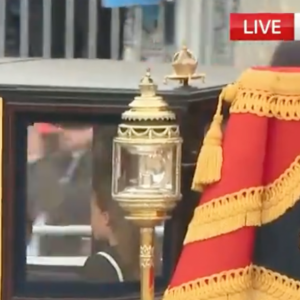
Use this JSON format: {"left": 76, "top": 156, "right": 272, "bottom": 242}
{"left": 161, "top": 41, "right": 300, "bottom": 300}
{"left": 82, "top": 179, "right": 140, "bottom": 283}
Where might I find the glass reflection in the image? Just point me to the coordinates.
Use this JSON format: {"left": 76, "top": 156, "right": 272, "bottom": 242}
{"left": 114, "top": 144, "right": 177, "bottom": 198}
{"left": 26, "top": 123, "right": 163, "bottom": 283}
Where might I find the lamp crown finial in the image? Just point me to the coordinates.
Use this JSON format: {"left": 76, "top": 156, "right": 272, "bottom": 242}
{"left": 139, "top": 68, "right": 157, "bottom": 97}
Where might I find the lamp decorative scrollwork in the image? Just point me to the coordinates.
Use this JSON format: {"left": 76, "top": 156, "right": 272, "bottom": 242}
{"left": 112, "top": 69, "right": 182, "bottom": 300}
{"left": 164, "top": 45, "right": 206, "bottom": 87}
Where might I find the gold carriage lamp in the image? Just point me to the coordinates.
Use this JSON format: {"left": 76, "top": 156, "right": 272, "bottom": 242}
{"left": 112, "top": 69, "right": 183, "bottom": 300}
{"left": 164, "top": 45, "right": 206, "bottom": 87}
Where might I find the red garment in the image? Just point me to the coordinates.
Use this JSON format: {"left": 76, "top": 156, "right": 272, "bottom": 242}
{"left": 163, "top": 67, "right": 300, "bottom": 300}
{"left": 35, "top": 123, "right": 59, "bottom": 134}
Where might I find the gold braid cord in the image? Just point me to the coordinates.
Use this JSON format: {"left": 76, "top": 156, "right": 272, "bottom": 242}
{"left": 186, "top": 68, "right": 300, "bottom": 245}
{"left": 226, "top": 68, "right": 300, "bottom": 120}
{"left": 163, "top": 266, "right": 300, "bottom": 300}
{"left": 185, "top": 155, "right": 300, "bottom": 244}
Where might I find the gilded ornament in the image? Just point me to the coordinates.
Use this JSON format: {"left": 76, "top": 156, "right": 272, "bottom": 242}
{"left": 164, "top": 45, "right": 206, "bottom": 87}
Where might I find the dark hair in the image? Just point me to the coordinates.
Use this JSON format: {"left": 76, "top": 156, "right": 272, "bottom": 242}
{"left": 270, "top": 41, "right": 300, "bottom": 66}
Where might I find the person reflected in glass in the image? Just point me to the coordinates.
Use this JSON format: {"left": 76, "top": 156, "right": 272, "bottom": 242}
{"left": 27, "top": 123, "right": 93, "bottom": 257}
{"left": 39, "top": 124, "right": 93, "bottom": 256}
{"left": 27, "top": 124, "right": 64, "bottom": 257}
{"left": 56, "top": 124, "right": 93, "bottom": 186}
{"left": 35, "top": 123, "right": 61, "bottom": 156}
{"left": 82, "top": 182, "right": 140, "bottom": 282}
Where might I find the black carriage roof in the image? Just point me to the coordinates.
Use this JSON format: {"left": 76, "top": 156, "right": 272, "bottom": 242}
{"left": 0, "top": 58, "right": 242, "bottom": 109}
{"left": 0, "top": 58, "right": 240, "bottom": 91}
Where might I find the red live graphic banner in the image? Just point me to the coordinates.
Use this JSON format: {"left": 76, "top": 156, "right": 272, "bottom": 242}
{"left": 230, "top": 13, "right": 295, "bottom": 41}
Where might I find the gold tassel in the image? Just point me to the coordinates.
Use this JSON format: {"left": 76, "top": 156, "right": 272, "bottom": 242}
{"left": 191, "top": 83, "right": 238, "bottom": 192}
{"left": 191, "top": 90, "right": 226, "bottom": 191}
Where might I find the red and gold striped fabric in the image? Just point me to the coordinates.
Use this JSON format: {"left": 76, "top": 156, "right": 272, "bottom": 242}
{"left": 163, "top": 67, "right": 300, "bottom": 300}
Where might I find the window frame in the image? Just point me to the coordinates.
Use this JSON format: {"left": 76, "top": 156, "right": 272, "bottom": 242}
{"left": 1, "top": 96, "right": 184, "bottom": 300}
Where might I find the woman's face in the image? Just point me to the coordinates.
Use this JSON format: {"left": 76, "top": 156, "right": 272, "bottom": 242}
{"left": 90, "top": 196, "right": 110, "bottom": 240}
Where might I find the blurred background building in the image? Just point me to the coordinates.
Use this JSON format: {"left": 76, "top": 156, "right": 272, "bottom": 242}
{"left": 1, "top": 0, "right": 297, "bottom": 67}
{"left": 0, "top": 0, "right": 300, "bottom": 67}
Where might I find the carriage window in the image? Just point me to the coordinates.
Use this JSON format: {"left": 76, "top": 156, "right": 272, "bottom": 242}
{"left": 26, "top": 122, "right": 164, "bottom": 283}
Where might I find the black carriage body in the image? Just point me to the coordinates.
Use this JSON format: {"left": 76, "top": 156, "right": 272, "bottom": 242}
{"left": 0, "top": 58, "right": 240, "bottom": 300}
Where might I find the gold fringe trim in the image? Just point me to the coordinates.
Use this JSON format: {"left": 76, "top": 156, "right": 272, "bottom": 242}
{"left": 263, "top": 156, "right": 300, "bottom": 223}
{"left": 184, "top": 188, "right": 262, "bottom": 243}
{"left": 184, "top": 156, "right": 300, "bottom": 244}
{"left": 162, "top": 265, "right": 300, "bottom": 300}
{"left": 163, "top": 266, "right": 253, "bottom": 300}
{"left": 190, "top": 68, "right": 300, "bottom": 191}
{"left": 226, "top": 68, "right": 300, "bottom": 120}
